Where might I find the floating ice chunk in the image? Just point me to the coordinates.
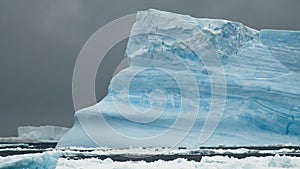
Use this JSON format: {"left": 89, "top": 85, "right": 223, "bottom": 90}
{"left": 0, "top": 152, "right": 59, "bottom": 169}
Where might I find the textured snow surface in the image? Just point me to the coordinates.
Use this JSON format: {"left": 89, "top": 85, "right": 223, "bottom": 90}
{"left": 0, "top": 152, "right": 59, "bottom": 169}
{"left": 53, "top": 147, "right": 300, "bottom": 159}
{"left": 1, "top": 152, "right": 300, "bottom": 169}
{"left": 1, "top": 147, "right": 300, "bottom": 169}
{"left": 58, "top": 9, "right": 300, "bottom": 148}
{"left": 18, "top": 126, "right": 69, "bottom": 142}
{"left": 56, "top": 155, "right": 300, "bottom": 169}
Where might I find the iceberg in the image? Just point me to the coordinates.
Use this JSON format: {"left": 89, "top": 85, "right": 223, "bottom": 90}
{"left": 58, "top": 9, "right": 300, "bottom": 148}
{"left": 18, "top": 126, "right": 69, "bottom": 142}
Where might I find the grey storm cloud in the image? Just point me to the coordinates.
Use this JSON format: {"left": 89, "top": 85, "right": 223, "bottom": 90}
{"left": 0, "top": 0, "right": 300, "bottom": 136}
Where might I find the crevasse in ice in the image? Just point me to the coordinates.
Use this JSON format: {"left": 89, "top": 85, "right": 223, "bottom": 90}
{"left": 57, "top": 9, "right": 300, "bottom": 148}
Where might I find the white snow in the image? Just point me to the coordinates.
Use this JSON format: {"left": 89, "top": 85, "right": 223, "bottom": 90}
{"left": 0, "top": 147, "right": 300, "bottom": 169}
{"left": 56, "top": 155, "right": 300, "bottom": 169}
{"left": 54, "top": 146, "right": 300, "bottom": 157}
{"left": 0, "top": 151, "right": 59, "bottom": 169}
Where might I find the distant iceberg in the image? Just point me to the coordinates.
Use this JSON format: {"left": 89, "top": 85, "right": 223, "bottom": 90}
{"left": 58, "top": 9, "right": 300, "bottom": 148}
{"left": 18, "top": 126, "right": 69, "bottom": 142}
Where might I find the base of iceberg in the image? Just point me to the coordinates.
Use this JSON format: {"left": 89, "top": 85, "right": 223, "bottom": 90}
{"left": 58, "top": 9, "right": 300, "bottom": 148}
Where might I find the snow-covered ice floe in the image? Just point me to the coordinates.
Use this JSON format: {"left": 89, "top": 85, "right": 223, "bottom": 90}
{"left": 1, "top": 150, "right": 300, "bottom": 169}
{"left": 0, "top": 152, "right": 59, "bottom": 169}
{"left": 0, "top": 147, "right": 300, "bottom": 168}
{"left": 54, "top": 146, "right": 300, "bottom": 157}
{"left": 56, "top": 155, "right": 300, "bottom": 169}
{"left": 58, "top": 9, "right": 300, "bottom": 148}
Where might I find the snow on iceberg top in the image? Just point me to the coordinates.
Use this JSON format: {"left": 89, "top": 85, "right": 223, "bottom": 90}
{"left": 127, "top": 9, "right": 258, "bottom": 64}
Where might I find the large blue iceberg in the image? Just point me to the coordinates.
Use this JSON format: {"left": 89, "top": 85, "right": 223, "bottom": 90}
{"left": 58, "top": 9, "right": 300, "bottom": 148}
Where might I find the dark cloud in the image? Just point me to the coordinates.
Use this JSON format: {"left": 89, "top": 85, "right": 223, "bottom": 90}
{"left": 0, "top": 0, "right": 300, "bottom": 136}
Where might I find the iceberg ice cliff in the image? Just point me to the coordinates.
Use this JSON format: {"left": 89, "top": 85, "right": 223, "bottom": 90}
{"left": 58, "top": 9, "right": 300, "bottom": 148}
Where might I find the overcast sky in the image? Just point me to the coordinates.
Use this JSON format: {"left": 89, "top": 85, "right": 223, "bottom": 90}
{"left": 0, "top": 0, "right": 300, "bottom": 137}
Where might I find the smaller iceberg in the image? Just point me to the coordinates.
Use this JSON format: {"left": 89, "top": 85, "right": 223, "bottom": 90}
{"left": 18, "top": 126, "right": 69, "bottom": 142}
